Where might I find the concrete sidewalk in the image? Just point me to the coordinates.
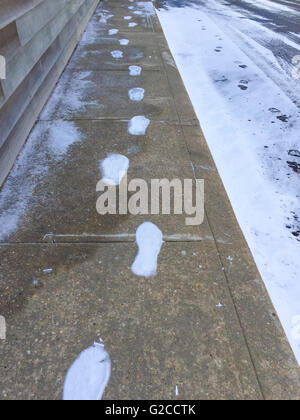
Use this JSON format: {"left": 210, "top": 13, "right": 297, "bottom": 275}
{"left": 0, "top": 0, "right": 300, "bottom": 400}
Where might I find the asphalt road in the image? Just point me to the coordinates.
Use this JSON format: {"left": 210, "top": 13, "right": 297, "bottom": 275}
{"left": 155, "top": 0, "right": 300, "bottom": 41}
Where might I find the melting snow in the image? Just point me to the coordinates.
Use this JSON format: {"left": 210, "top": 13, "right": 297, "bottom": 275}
{"left": 119, "top": 39, "right": 130, "bottom": 46}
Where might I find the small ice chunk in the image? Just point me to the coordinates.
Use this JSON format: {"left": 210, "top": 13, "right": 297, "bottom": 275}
{"left": 100, "top": 154, "right": 129, "bottom": 186}
{"left": 119, "top": 39, "right": 129, "bottom": 46}
{"left": 131, "top": 222, "right": 163, "bottom": 278}
{"left": 108, "top": 29, "right": 118, "bottom": 35}
{"left": 124, "top": 16, "right": 132, "bottom": 20}
{"left": 128, "top": 116, "right": 150, "bottom": 135}
{"left": 111, "top": 50, "right": 123, "bottom": 59}
{"left": 128, "top": 22, "right": 138, "bottom": 27}
{"left": 129, "top": 88, "right": 145, "bottom": 102}
{"left": 129, "top": 66, "right": 142, "bottom": 76}
{"left": 63, "top": 343, "right": 111, "bottom": 401}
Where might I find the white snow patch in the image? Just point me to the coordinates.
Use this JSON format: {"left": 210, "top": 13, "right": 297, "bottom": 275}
{"left": 129, "top": 65, "right": 142, "bottom": 76}
{"left": 124, "top": 16, "right": 132, "bottom": 20}
{"left": 63, "top": 343, "right": 111, "bottom": 401}
{"left": 108, "top": 29, "right": 119, "bottom": 35}
{"left": 119, "top": 39, "right": 130, "bottom": 46}
{"left": 47, "top": 120, "right": 81, "bottom": 156}
{"left": 99, "top": 12, "right": 114, "bottom": 23}
{"left": 111, "top": 50, "right": 123, "bottom": 59}
{"left": 131, "top": 222, "right": 164, "bottom": 278}
{"left": 100, "top": 154, "right": 129, "bottom": 186}
{"left": 128, "top": 88, "right": 145, "bottom": 102}
{"left": 0, "top": 121, "right": 81, "bottom": 241}
{"left": 128, "top": 116, "right": 150, "bottom": 135}
{"left": 128, "top": 22, "right": 138, "bottom": 28}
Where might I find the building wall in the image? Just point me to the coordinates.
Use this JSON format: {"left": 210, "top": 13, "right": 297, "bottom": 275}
{"left": 0, "top": 0, "right": 99, "bottom": 186}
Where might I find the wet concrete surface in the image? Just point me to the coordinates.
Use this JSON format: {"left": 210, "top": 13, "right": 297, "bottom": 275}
{"left": 0, "top": 0, "right": 300, "bottom": 400}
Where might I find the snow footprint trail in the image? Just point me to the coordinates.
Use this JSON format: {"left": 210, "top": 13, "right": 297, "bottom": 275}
{"left": 131, "top": 222, "right": 164, "bottom": 278}
{"left": 129, "top": 88, "right": 145, "bottom": 102}
{"left": 100, "top": 154, "right": 129, "bottom": 186}
{"left": 63, "top": 342, "right": 111, "bottom": 401}
{"left": 119, "top": 39, "right": 130, "bottom": 46}
{"left": 129, "top": 65, "right": 142, "bottom": 76}
{"left": 128, "top": 116, "right": 150, "bottom": 135}
{"left": 111, "top": 50, "right": 123, "bottom": 59}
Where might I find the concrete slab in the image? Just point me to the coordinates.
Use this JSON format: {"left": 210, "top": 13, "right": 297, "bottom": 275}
{"left": 70, "top": 32, "right": 163, "bottom": 71}
{"left": 0, "top": 242, "right": 263, "bottom": 400}
{"left": 40, "top": 69, "right": 177, "bottom": 121}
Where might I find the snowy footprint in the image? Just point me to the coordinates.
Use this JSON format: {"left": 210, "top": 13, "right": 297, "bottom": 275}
{"left": 128, "top": 116, "right": 150, "bottom": 135}
{"left": 129, "top": 88, "right": 145, "bottom": 102}
{"left": 63, "top": 342, "right": 111, "bottom": 401}
{"left": 119, "top": 39, "right": 130, "bottom": 46}
{"left": 131, "top": 222, "right": 164, "bottom": 278}
{"left": 111, "top": 50, "right": 123, "bottom": 59}
{"left": 108, "top": 29, "right": 119, "bottom": 35}
{"left": 100, "top": 153, "right": 129, "bottom": 186}
{"left": 129, "top": 66, "right": 142, "bottom": 76}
